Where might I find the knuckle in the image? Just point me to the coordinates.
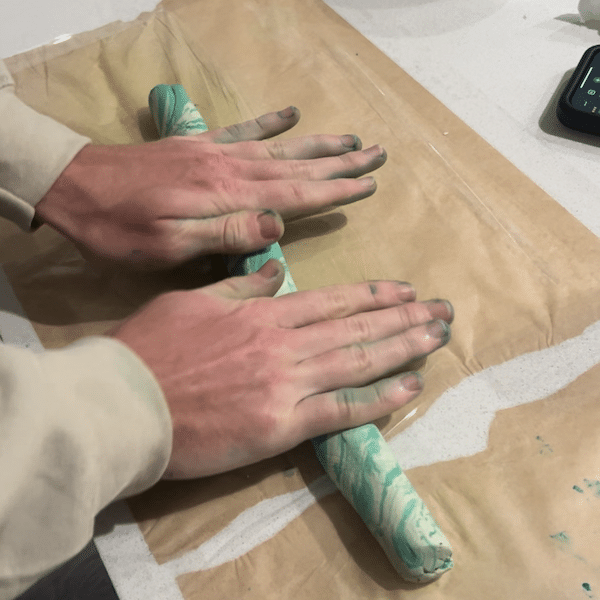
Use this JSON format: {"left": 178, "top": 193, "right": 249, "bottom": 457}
{"left": 290, "top": 161, "right": 314, "bottom": 180}
{"left": 335, "top": 388, "right": 357, "bottom": 422}
{"left": 202, "top": 152, "right": 235, "bottom": 176}
{"left": 345, "top": 315, "right": 372, "bottom": 343}
{"left": 372, "top": 381, "right": 388, "bottom": 405}
{"left": 267, "top": 140, "right": 287, "bottom": 160}
{"left": 155, "top": 221, "right": 188, "bottom": 263}
{"left": 398, "top": 331, "right": 427, "bottom": 360}
{"left": 215, "top": 176, "right": 242, "bottom": 199}
{"left": 220, "top": 214, "right": 246, "bottom": 251}
{"left": 348, "top": 343, "right": 373, "bottom": 373}
{"left": 393, "top": 305, "right": 413, "bottom": 330}
{"left": 252, "top": 115, "right": 269, "bottom": 136}
{"left": 288, "top": 181, "right": 306, "bottom": 205}
{"left": 223, "top": 122, "right": 248, "bottom": 141}
{"left": 323, "top": 287, "right": 351, "bottom": 318}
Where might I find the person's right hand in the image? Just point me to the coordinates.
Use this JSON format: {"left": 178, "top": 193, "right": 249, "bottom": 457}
{"left": 35, "top": 107, "right": 385, "bottom": 271}
{"left": 110, "top": 259, "right": 453, "bottom": 480}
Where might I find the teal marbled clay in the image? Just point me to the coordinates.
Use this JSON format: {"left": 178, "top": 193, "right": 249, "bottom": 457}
{"left": 148, "top": 84, "right": 208, "bottom": 137}
{"left": 313, "top": 427, "right": 453, "bottom": 581}
{"left": 148, "top": 85, "right": 453, "bottom": 583}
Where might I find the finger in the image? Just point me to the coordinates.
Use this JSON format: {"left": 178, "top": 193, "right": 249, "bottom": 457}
{"left": 293, "top": 299, "right": 454, "bottom": 360}
{"left": 165, "top": 209, "right": 284, "bottom": 258}
{"left": 202, "top": 106, "right": 301, "bottom": 144}
{"left": 274, "top": 281, "right": 416, "bottom": 328}
{"left": 266, "top": 133, "right": 363, "bottom": 159}
{"left": 242, "top": 176, "right": 378, "bottom": 218}
{"left": 300, "top": 319, "right": 451, "bottom": 394}
{"left": 155, "top": 175, "right": 377, "bottom": 220}
{"left": 217, "top": 134, "right": 363, "bottom": 161}
{"left": 204, "top": 258, "right": 285, "bottom": 300}
{"left": 235, "top": 145, "right": 387, "bottom": 182}
{"left": 296, "top": 372, "right": 424, "bottom": 439}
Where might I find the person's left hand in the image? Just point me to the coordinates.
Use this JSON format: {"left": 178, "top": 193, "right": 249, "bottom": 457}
{"left": 35, "top": 106, "right": 386, "bottom": 270}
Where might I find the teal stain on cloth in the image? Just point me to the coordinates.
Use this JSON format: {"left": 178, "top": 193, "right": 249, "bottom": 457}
{"left": 149, "top": 86, "right": 453, "bottom": 583}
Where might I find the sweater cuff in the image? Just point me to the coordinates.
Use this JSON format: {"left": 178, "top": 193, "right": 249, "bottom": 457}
{"left": 0, "top": 62, "right": 90, "bottom": 230}
{"left": 0, "top": 336, "right": 171, "bottom": 597}
{"left": 39, "top": 336, "right": 173, "bottom": 503}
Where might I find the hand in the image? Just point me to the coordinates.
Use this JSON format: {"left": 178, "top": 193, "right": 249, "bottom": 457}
{"left": 110, "top": 260, "right": 454, "bottom": 479}
{"left": 35, "top": 106, "right": 386, "bottom": 270}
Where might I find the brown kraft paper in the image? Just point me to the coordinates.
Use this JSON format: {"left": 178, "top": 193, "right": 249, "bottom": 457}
{"left": 3, "top": 0, "right": 600, "bottom": 598}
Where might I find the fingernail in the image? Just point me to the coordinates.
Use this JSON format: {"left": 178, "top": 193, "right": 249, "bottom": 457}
{"left": 360, "top": 176, "right": 376, "bottom": 188}
{"left": 258, "top": 210, "right": 283, "bottom": 241}
{"left": 425, "top": 299, "right": 455, "bottom": 323}
{"left": 259, "top": 259, "right": 282, "bottom": 280}
{"left": 278, "top": 106, "right": 298, "bottom": 118}
{"left": 400, "top": 371, "right": 423, "bottom": 392}
{"left": 365, "top": 144, "right": 387, "bottom": 160}
{"left": 341, "top": 134, "right": 361, "bottom": 150}
{"left": 427, "top": 319, "right": 451, "bottom": 344}
{"left": 396, "top": 282, "right": 416, "bottom": 300}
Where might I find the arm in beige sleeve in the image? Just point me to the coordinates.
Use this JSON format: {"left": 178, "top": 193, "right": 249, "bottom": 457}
{"left": 0, "top": 337, "right": 172, "bottom": 600}
{"left": 0, "top": 59, "right": 172, "bottom": 599}
{"left": 0, "top": 59, "right": 90, "bottom": 230}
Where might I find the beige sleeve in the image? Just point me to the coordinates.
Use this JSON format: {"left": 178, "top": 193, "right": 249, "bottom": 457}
{"left": 0, "top": 336, "right": 173, "bottom": 599}
{"left": 0, "top": 60, "right": 90, "bottom": 231}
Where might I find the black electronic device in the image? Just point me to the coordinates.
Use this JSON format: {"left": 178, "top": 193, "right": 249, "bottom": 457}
{"left": 557, "top": 45, "right": 600, "bottom": 135}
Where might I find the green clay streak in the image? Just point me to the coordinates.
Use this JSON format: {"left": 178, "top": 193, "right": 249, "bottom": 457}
{"left": 396, "top": 498, "right": 420, "bottom": 568}
{"left": 312, "top": 426, "right": 453, "bottom": 582}
{"left": 149, "top": 86, "right": 453, "bottom": 583}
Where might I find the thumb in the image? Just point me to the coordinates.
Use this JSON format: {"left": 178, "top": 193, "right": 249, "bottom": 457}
{"left": 182, "top": 209, "right": 284, "bottom": 257}
{"left": 207, "top": 258, "right": 285, "bottom": 300}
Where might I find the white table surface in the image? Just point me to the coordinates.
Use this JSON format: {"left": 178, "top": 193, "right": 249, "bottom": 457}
{"left": 2, "top": 2, "right": 600, "bottom": 599}
{"left": 6, "top": 0, "right": 599, "bottom": 236}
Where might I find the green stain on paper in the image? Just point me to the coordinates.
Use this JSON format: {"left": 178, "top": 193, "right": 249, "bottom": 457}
{"left": 582, "top": 583, "right": 595, "bottom": 599}
{"left": 572, "top": 479, "right": 600, "bottom": 497}
{"left": 583, "top": 479, "right": 600, "bottom": 497}
{"left": 536, "top": 435, "right": 553, "bottom": 455}
{"left": 550, "top": 531, "right": 570, "bottom": 544}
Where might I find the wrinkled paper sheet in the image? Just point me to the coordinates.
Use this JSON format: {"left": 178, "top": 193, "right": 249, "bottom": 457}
{"left": 4, "top": 0, "right": 600, "bottom": 598}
